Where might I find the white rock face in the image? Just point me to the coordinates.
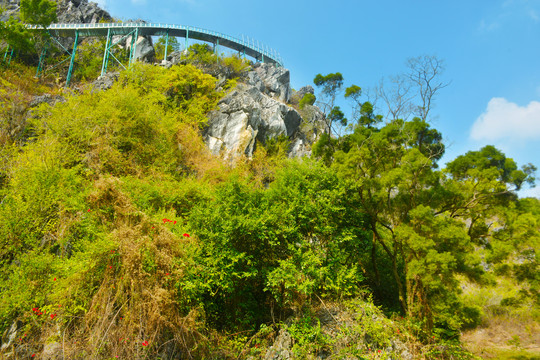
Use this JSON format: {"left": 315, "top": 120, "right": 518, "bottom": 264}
{"left": 205, "top": 83, "right": 302, "bottom": 160}
{"left": 247, "top": 63, "right": 291, "bottom": 103}
{"left": 205, "top": 63, "right": 325, "bottom": 161}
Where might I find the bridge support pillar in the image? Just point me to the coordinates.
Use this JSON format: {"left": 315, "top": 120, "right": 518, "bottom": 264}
{"left": 101, "top": 28, "right": 112, "bottom": 76}
{"left": 214, "top": 38, "right": 219, "bottom": 56}
{"left": 3, "top": 45, "right": 9, "bottom": 62}
{"left": 164, "top": 29, "right": 169, "bottom": 61}
{"left": 66, "top": 30, "right": 79, "bottom": 87}
{"left": 36, "top": 43, "right": 49, "bottom": 77}
{"left": 129, "top": 27, "right": 139, "bottom": 66}
{"left": 185, "top": 28, "right": 189, "bottom": 51}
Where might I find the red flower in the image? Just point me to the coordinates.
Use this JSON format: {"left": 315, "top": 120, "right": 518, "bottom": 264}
{"left": 87, "top": 209, "right": 91, "bottom": 212}
{"left": 109, "top": 266, "right": 113, "bottom": 269}
{"left": 378, "top": 350, "right": 381, "bottom": 353}
{"left": 173, "top": 220, "right": 177, "bottom": 225}
{"left": 142, "top": 340, "right": 149, "bottom": 346}
{"left": 183, "top": 233, "right": 190, "bottom": 237}
{"left": 31, "top": 355, "right": 35, "bottom": 358}
{"left": 165, "top": 273, "right": 170, "bottom": 276}
{"left": 53, "top": 278, "right": 56, "bottom": 281}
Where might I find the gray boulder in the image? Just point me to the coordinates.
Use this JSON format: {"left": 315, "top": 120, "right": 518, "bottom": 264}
{"left": 29, "top": 94, "right": 65, "bottom": 108}
{"left": 91, "top": 71, "right": 119, "bottom": 91}
{"left": 264, "top": 329, "right": 292, "bottom": 360}
{"left": 125, "top": 35, "right": 155, "bottom": 62}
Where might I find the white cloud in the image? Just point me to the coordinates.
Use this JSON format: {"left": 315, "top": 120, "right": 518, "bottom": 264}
{"left": 470, "top": 97, "right": 540, "bottom": 141}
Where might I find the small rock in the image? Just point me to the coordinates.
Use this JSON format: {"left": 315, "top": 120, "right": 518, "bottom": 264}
{"left": 264, "top": 329, "right": 292, "bottom": 360}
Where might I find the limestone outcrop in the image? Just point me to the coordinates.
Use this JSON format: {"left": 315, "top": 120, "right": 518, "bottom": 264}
{"left": 205, "top": 83, "right": 302, "bottom": 160}
{"left": 205, "top": 63, "right": 324, "bottom": 160}
{"left": 246, "top": 63, "right": 291, "bottom": 103}
{"left": 56, "top": 0, "right": 112, "bottom": 24}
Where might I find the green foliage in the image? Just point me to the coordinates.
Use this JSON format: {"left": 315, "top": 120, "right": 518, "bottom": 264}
{"left": 0, "top": 16, "right": 33, "bottom": 52}
{"left": 288, "top": 314, "right": 331, "bottom": 356}
{"left": 446, "top": 145, "right": 535, "bottom": 190}
{"left": 20, "top": 0, "right": 57, "bottom": 27}
{"left": 185, "top": 161, "right": 369, "bottom": 329}
{"left": 154, "top": 35, "right": 180, "bottom": 60}
{"left": 184, "top": 43, "right": 218, "bottom": 65}
{"left": 0, "top": 47, "right": 538, "bottom": 358}
{"left": 313, "top": 72, "right": 344, "bottom": 92}
{"left": 299, "top": 92, "right": 316, "bottom": 109}
{"left": 72, "top": 38, "right": 107, "bottom": 81}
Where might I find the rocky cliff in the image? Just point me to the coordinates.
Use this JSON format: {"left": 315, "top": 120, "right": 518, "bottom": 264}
{"left": 205, "top": 62, "right": 322, "bottom": 160}
{"left": 164, "top": 53, "right": 325, "bottom": 160}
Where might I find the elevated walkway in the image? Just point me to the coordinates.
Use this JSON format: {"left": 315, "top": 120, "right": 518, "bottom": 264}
{"left": 26, "top": 22, "right": 283, "bottom": 67}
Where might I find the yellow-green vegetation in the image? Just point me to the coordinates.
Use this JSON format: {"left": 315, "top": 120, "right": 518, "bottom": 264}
{"left": 1, "top": 13, "right": 539, "bottom": 359}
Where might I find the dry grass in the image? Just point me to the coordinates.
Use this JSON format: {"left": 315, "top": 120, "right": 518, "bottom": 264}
{"left": 462, "top": 314, "right": 540, "bottom": 359}
{"left": 58, "top": 176, "right": 206, "bottom": 359}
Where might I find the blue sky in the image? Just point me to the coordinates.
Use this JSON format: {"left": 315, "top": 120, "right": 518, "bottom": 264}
{"left": 95, "top": 0, "right": 540, "bottom": 197}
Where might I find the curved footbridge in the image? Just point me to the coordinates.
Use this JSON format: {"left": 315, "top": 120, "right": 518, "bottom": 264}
{"left": 26, "top": 22, "right": 284, "bottom": 86}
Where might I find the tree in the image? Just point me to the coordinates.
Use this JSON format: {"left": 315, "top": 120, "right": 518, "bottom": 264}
{"left": 20, "top": 0, "right": 57, "bottom": 28}
{"left": 313, "top": 72, "right": 344, "bottom": 134}
{"left": 0, "top": 17, "right": 33, "bottom": 52}
{"left": 154, "top": 35, "right": 180, "bottom": 61}
{"left": 376, "top": 74, "right": 415, "bottom": 121}
{"left": 406, "top": 55, "right": 449, "bottom": 121}
{"left": 376, "top": 55, "right": 449, "bottom": 122}
{"left": 331, "top": 116, "right": 485, "bottom": 332}
{"left": 440, "top": 146, "right": 536, "bottom": 246}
